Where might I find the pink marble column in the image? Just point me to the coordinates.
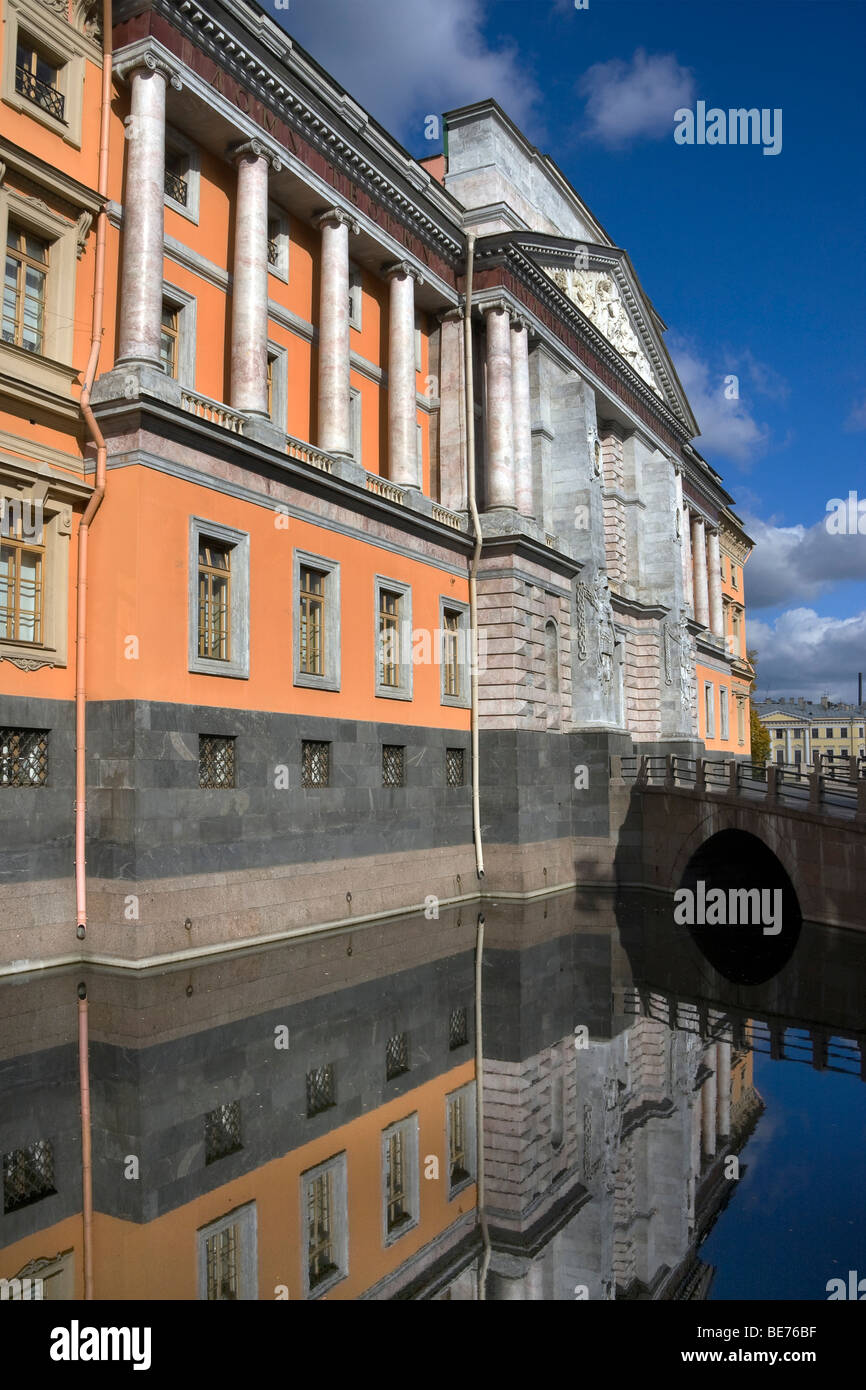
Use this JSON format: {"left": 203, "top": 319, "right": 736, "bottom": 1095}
{"left": 385, "top": 260, "right": 424, "bottom": 488}
{"left": 230, "top": 142, "right": 277, "bottom": 418}
{"left": 681, "top": 501, "right": 694, "bottom": 615}
{"left": 707, "top": 528, "right": 724, "bottom": 639}
{"left": 315, "top": 207, "right": 359, "bottom": 457}
{"left": 511, "top": 315, "right": 534, "bottom": 517}
{"left": 701, "top": 1061, "right": 717, "bottom": 1158}
{"left": 117, "top": 57, "right": 179, "bottom": 367}
{"left": 716, "top": 1038, "right": 731, "bottom": 1138}
{"left": 691, "top": 513, "right": 710, "bottom": 629}
{"left": 438, "top": 307, "right": 467, "bottom": 510}
{"left": 483, "top": 302, "right": 515, "bottom": 511}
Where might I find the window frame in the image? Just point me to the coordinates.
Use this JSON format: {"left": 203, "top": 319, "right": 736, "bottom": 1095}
{"left": 163, "top": 125, "right": 200, "bottom": 225}
{"left": 439, "top": 596, "right": 470, "bottom": 708}
{"left": 188, "top": 517, "right": 249, "bottom": 680}
{"left": 301, "top": 1152, "right": 348, "bottom": 1299}
{"left": 196, "top": 1202, "right": 258, "bottom": 1301}
{"left": 703, "top": 681, "right": 715, "bottom": 739}
{"left": 445, "top": 1082, "right": 477, "bottom": 1199}
{"left": 349, "top": 384, "right": 362, "bottom": 466}
{"left": 374, "top": 575, "right": 412, "bottom": 701}
{"left": 161, "top": 281, "right": 196, "bottom": 388}
{"left": 266, "top": 202, "right": 289, "bottom": 283}
{"left": 293, "top": 550, "right": 340, "bottom": 692}
{"left": 2, "top": 0, "right": 90, "bottom": 149}
{"left": 0, "top": 184, "right": 78, "bottom": 374}
{"left": 0, "top": 478, "right": 71, "bottom": 669}
{"left": 381, "top": 1113, "right": 420, "bottom": 1247}
{"left": 719, "top": 685, "right": 729, "bottom": 741}
{"left": 266, "top": 339, "right": 288, "bottom": 433}
{"left": 348, "top": 262, "right": 362, "bottom": 331}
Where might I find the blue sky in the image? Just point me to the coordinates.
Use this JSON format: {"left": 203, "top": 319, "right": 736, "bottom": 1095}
{"left": 278, "top": 0, "right": 866, "bottom": 702}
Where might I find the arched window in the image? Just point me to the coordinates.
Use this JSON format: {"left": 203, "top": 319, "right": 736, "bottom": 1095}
{"left": 545, "top": 620, "right": 560, "bottom": 729}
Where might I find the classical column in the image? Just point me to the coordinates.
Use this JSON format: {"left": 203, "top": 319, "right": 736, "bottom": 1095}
{"left": 707, "top": 528, "right": 724, "bottom": 638}
{"left": 315, "top": 207, "right": 359, "bottom": 457}
{"left": 511, "top": 315, "right": 534, "bottom": 517}
{"left": 117, "top": 56, "right": 180, "bottom": 367}
{"left": 691, "top": 514, "right": 710, "bottom": 628}
{"left": 438, "top": 306, "right": 467, "bottom": 511}
{"left": 701, "top": 1067, "right": 717, "bottom": 1159}
{"left": 716, "top": 1039, "right": 731, "bottom": 1139}
{"left": 385, "top": 260, "right": 424, "bottom": 488}
{"left": 682, "top": 503, "right": 694, "bottom": 614}
{"left": 230, "top": 142, "right": 278, "bottom": 417}
{"left": 483, "top": 302, "right": 515, "bottom": 510}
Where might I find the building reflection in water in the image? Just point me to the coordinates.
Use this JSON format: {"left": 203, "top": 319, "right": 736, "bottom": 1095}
{"left": 1, "top": 892, "right": 864, "bottom": 1300}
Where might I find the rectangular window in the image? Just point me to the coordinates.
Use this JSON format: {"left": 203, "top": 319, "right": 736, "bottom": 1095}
{"left": 1, "top": 513, "right": 43, "bottom": 644}
{"left": 382, "top": 1116, "right": 419, "bottom": 1244}
{"left": 3, "top": 224, "right": 49, "bottom": 353}
{"left": 440, "top": 599, "right": 470, "bottom": 708}
{"left": 349, "top": 386, "right": 362, "bottom": 465}
{"left": 302, "top": 740, "right": 330, "bottom": 789}
{"left": 204, "top": 1101, "right": 242, "bottom": 1164}
{"left": 0, "top": 728, "right": 48, "bottom": 786}
{"left": 160, "top": 303, "right": 179, "bottom": 378}
{"left": 776, "top": 729, "right": 785, "bottom": 739}
{"left": 720, "top": 686, "right": 729, "bottom": 740}
{"left": 299, "top": 566, "right": 325, "bottom": 676}
{"left": 348, "top": 264, "right": 362, "bottom": 330}
{"left": 446, "top": 1084, "right": 476, "bottom": 1196}
{"left": 737, "top": 699, "right": 745, "bottom": 746}
{"left": 379, "top": 589, "right": 400, "bottom": 687}
{"left": 164, "top": 150, "right": 189, "bottom": 208}
{"left": 446, "top": 747, "right": 465, "bottom": 787}
{"left": 443, "top": 609, "right": 460, "bottom": 698}
{"left": 375, "top": 578, "right": 412, "bottom": 699}
{"left": 199, "top": 735, "right": 235, "bottom": 789}
{"left": 731, "top": 564, "right": 738, "bottom": 589}
{"left": 794, "top": 750, "right": 802, "bottom": 766}
{"left": 302, "top": 1154, "right": 348, "bottom": 1297}
{"left": 382, "top": 744, "right": 405, "bottom": 787}
{"left": 2, "top": 1140, "right": 55, "bottom": 1213}
{"left": 385, "top": 1032, "right": 409, "bottom": 1080}
{"left": 198, "top": 1204, "right": 257, "bottom": 1301}
{"left": 776, "top": 750, "right": 784, "bottom": 764}
{"left": 449, "top": 1006, "right": 469, "bottom": 1050}
{"left": 14, "top": 39, "right": 63, "bottom": 120}
{"left": 704, "top": 683, "right": 715, "bottom": 739}
{"left": 826, "top": 727, "right": 834, "bottom": 738}
{"left": 189, "top": 519, "right": 249, "bottom": 679}
{"left": 306, "top": 1063, "right": 336, "bottom": 1117}
{"left": 197, "top": 538, "right": 231, "bottom": 662}
{"left": 266, "top": 206, "right": 289, "bottom": 280}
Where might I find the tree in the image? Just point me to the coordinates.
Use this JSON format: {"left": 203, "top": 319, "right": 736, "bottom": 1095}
{"left": 747, "top": 648, "right": 770, "bottom": 765}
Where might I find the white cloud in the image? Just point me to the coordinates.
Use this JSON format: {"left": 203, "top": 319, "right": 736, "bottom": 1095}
{"left": 747, "top": 608, "right": 866, "bottom": 705}
{"left": 743, "top": 511, "right": 866, "bottom": 611}
{"left": 671, "top": 339, "right": 770, "bottom": 465}
{"left": 845, "top": 394, "right": 866, "bottom": 431}
{"left": 276, "top": 0, "right": 539, "bottom": 139}
{"left": 578, "top": 49, "right": 695, "bottom": 148}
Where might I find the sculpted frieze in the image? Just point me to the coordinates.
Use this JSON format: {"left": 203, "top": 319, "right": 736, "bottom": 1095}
{"left": 550, "top": 267, "right": 662, "bottom": 397}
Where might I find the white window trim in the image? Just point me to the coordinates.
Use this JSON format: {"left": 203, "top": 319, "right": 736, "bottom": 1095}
{"left": 0, "top": 471, "right": 72, "bottom": 669}
{"left": 704, "top": 682, "right": 715, "bottom": 739}
{"left": 188, "top": 516, "right": 250, "bottom": 679}
{"left": 267, "top": 202, "right": 289, "bottom": 283}
{"left": 197, "top": 1202, "right": 258, "bottom": 1301}
{"left": 446, "top": 1081, "right": 477, "bottom": 1199}
{"left": 719, "top": 685, "right": 729, "bottom": 741}
{"left": 374, "top": 575, "right": 413, "bottom": 701}
{"left": 267, "top": 339, "right": 288, "bottom": 433}
{"left": 439, "top": 596, "right": 470, "bottom": 709}
{"left": 348, "top": 262, "right": 362, "bottom": 331}
{"left": 414, "top": 313, "right": 422, "bottom": 373}
{"left": 2, "top": 0, "right": 91, "bottom": 149}
{"left": 349, "top": 385, "right": 362, "bottom": 466}
{"left": 293, "top": 549, "right": 340, "bottom": 692}
{"left": 381, "top": 1113, "right": 420, "bottom": 1247}
{"left": 0, "top": 183, "right": 78, "bottom": 371}
{"left": 164, "top": 125, "right": 200, "bottom": 224}
{"left": 162, "top": 281, "right": 196, "bottom": 389}
{"left": 301, "top": 1152, "right": 348, "bottom": 1300}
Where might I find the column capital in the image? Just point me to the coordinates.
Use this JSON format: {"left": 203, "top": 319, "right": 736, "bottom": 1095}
{"left": 314, "top": 205, "right": 360, "bottom": 235}
{"left": 228, "top": 139, "right": 282, "bottom": 172}
{"left": 509, "top": 312, "right": 534, "bottom": 336}
{"left": 114, "top": 46, "right": 183, "bottom": 90}
{"left": 481, "top": 297, "right": 512, "bottom": 319}
{"left": 382, "top": 259, "right": 425, "bottom": 285}
{"left": 437, "top": 303, "right": 464, "bottom": 324}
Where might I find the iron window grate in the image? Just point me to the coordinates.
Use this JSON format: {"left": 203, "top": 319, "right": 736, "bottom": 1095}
{"left": 0, "top": 728, "right": 48, "bottom": 786}
{"left": 306, "top": 1063, "right": 336, "bottom": 1117}
{"left": 3, "top": 1140, "right": 56, "bottom": 1213}
{"left": 445, "top": 747, "right": 465, "bottom": 787}
{"left": 164, "top": 168, "right": 188, "bottom": 205}
{"left": 199, "top": 735, "right": 235, "bottom": 789}
{"left": 15, "top": 66, "right": 65, "bottom": 120}
{"left": 382, "top": 744, "right": 405, "bottom": 787}
{"left": 385, "top": 1032, "right": 410, "bottom": 1080}
{"left": 267, "top": 239, "right": 279, "bottom": 266}
{"left": 204, "top": 1101, "right": 243, "bottom": 1164}
{"left": 302, "top": 740, "right": 330, "bottom": 788}
{"left": 449, "top": 1007, "right": 469, "bottom": 1050}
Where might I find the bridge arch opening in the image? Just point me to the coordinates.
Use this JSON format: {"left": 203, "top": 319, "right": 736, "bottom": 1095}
{"left": 676, "top": 829, "right": 803, "bottom": 985}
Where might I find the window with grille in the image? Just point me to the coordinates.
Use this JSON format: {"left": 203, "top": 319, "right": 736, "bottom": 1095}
{"left": 385, "top": 1032, "right": 409, "bottom": 1080}
{"left": 449, "top": 1006, "right": 469, "bottom": 1050}
{"left": 307, "top": 1168, "right": 340, "bottom": 1289}
{"left": 306, "top": 1063, "right": 336, "bottom": 1117}
{"left": 197, "top": 538, "right": 231, "bottom": 662}
{"left": 3, "top": 1140, "right": 56, "bottom": 1213}
{"left": 379, "top": 589, "right": 400, "bottom": 687}
{"left": 267, "top": 218, "right": 279, "bottom": 267}
{"left": 382, "top": 744, "right": 405, "bottom": 787}
{"left": 159, "top": 303, "right": 179, "bottom": 378}
{"left": 206, "top": 1221, "right": 239, "bottom": 1299}
{"left": 299, "top": 568, "right": 325, "bottom": 676}
{"left": 443, "top": 610, "right": 460, "bottom": 698}
{"left": 199, "top": 735, "right": 235, "bottom": 789}
{"left": 385, "top": 1128, "right": 410, "bottom": 1234}
{"left": 15, "top": 39, "right": 64, "bottom": 120}
{"left": 446, "top": 747, "right": 465, "bottom": 787}
{"left": 302, "top": 740, "right": 329, "bottom": 788}
{"left": 204, "top": 1101, "right": 242, "bottom": 1164}
{"left": 0, "top": 728, "right": 48, "bottom": 786}
{"left": 1, "top": 511, "right": 43, "bottom": 644}
{"left": 164, "top": 150, "right": 189, "bottom": 207}
{"left": 448, "top": 1093, "right": 470, "bottom": 1189}
{"left": 3, "top": 224, "right": 49, "bottom": 354}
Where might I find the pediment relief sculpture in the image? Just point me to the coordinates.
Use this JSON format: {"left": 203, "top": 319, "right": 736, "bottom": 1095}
{"left": 550, "top": 267, "right": 663, "bottom": 398}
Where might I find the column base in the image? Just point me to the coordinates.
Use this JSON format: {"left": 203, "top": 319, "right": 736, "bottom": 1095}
{"left": 243, "top": 416, "right": 287, "bottom": 450}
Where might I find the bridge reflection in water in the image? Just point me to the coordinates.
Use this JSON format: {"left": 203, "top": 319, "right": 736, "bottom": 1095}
{"left": 1, "top": 891, "right": 864, "bottom": 1301}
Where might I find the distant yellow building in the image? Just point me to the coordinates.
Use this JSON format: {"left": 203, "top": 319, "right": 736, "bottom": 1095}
{"left": 753, "top": 699, "right": 866, "bottom": 770}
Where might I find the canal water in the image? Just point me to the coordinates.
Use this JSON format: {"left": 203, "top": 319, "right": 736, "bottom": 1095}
{"left": 1, "top": 892, "right": 863, "bottom": 1300}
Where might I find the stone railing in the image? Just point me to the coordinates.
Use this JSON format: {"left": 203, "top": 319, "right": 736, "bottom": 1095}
{"left": 544, "top": 533, "right": 556, "bottom": 548}
{"left": 432, "top": 503, "right": 463, "bottom": 530}
{"left": 285, "top": 434, "right": 334, "bottom": 474}
{"left": 180, "top": 389, "right": 245, "bottom": 434}
{"left": 366, "top": 474, "right": 405, "bottom": 505}
{"left": 615, "top": 753, "right": 866, "bottom": 823}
